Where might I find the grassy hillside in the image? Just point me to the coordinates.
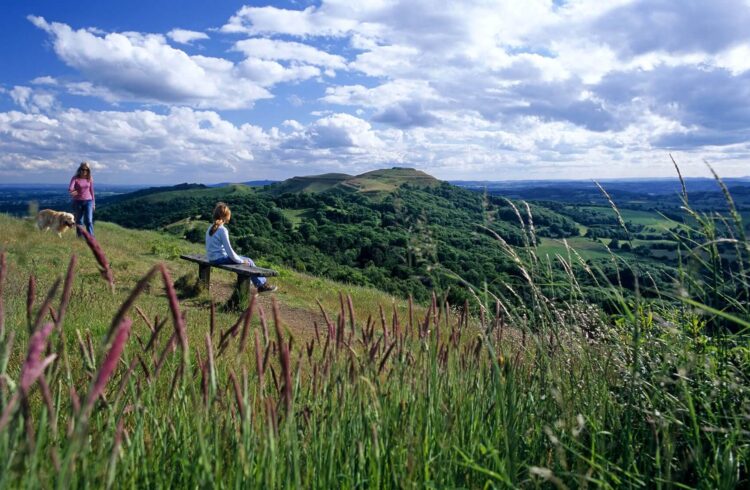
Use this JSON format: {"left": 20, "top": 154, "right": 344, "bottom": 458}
{"left": 102, "top": 183, "right": 208, "bottom": 204}
{"left": 0, "top": 214, "right": 421, "bottom": 343}
{"left": 337, "top": 168, "right": 440, "bottom": 197}
{"left": 1, "top": 189, "right": 748, "bottom": 487}
{"left": 265, "top": 167, "right": 439, "bottom": 198}
{"left": 265, "top": 173, "right": 353, "bottom": 195}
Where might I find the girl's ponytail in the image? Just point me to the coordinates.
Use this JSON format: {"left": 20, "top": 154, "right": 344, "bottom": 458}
{"left": 209, "top": 218, "right": 223, "bottom": 236}
{"left": 209, "top": 202, "right": 231, "bottom": 236}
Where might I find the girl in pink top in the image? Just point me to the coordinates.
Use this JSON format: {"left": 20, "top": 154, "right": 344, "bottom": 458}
{"left": 69, "top": 161, "right": 96, "bottom": 237}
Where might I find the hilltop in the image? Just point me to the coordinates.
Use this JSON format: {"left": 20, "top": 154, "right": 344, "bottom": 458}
{"left": 266, "top": 172, "right": 352, "bottom": 195}
{"left": 265, "top": 167, "right": 440, "bottom": 197}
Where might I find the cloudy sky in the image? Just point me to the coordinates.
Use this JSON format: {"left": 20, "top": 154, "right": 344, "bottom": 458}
{"left": 1, "top": 0, "right": 749, "bottom": 185}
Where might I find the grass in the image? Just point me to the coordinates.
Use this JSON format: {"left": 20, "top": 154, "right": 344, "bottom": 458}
{"left": 0, "top": 170, "right": 748, "bottom": 488}
{"left": 162, "top": 217, "right": 211, "bottom": 237}
{"left": 537, "top": 236, "right": 612, "bottom": 259}
{"left": 279, "top": 209, "right": 311, "bottom": 230}
{"left": 575, "top": 206, "right": 682, "bottom": 232}
{"left": 132, "top": 184, "right": 257, "bottom": 204}
{"left": 0, "top": 215, "right": 421, "bottom": 348}
{"left": 268, "top": 174, "right": 352, "bottom": 195}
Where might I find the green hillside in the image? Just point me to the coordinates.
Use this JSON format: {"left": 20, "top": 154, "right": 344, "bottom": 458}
{"left": 97, "top": 169, "right": 684, "bottom": 306}
{"left": 336, "top": 168, "right": 440, "bottom": 197}
{"left": 0, "top": 214, "right": 421, "bottom": 340}
{"left": 103, "top": 183, "right": 208, "bottom": 204}
{"left": 99, "top": 174, "right": 599, "bottom": 305}
{"left": 265, "top": 167, "right": 440, "bottom": 198}
{"left": 266, "top": 172, "right": 352, "bottom": 195}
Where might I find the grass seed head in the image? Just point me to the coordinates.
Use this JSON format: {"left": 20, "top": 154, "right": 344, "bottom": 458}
{"left": 77, "top": 225, "right": 115, "bottom": 292}
{"left": 83, "top": 318, "right": 132, "bottom": 418}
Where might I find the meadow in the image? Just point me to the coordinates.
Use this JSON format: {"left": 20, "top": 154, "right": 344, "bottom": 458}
{"left": 0, "top": 179, "right": 749, "bottom": 488}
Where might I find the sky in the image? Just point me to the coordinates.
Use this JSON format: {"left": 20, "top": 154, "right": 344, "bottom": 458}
{"left": 1, "top": 0, "right": 750, "bottom": 185}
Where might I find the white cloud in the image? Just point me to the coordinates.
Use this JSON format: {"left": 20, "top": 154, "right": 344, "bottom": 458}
{"left": 9, "top": 86, "right": 56, "bottom": 113}
{"left": 0, "top": 107, "right": 271, "bottom": 179}
{"left": 282, "top": 113, "right": 384, "bottom": 150}
{"left": 167, "top": 28, "right": 210, "bottom": 45}
{"left": 713, "top": 43, "right": 750, "bottom": 74}
{"left": 28, "top": 16, "right": 272, "bottom": 109}
{"left": 350, "top": 44, "right": 420, "bottom": 78}
{"left": 220, "top": 4, "right": 361, "bottom": 37}
{"left": 31, "top": 76, "right": 58, "bottom": 86}
{"left": 238, "top": 58, "right": 320, "bottom": 87}
{"left": 233, "top": 38, "right": 347, "bottom": 70}
{"left": 322, "top": 80, "right": 442, "bottom": 108}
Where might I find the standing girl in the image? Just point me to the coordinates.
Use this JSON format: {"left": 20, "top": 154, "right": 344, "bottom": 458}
{"left": 69, "top": 161, "right": 95, "bottom": 237}
{"left": 206, "top": 202, "right": 277, "bottom": 293}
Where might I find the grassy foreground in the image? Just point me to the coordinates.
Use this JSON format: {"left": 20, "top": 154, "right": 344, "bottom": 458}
{"left": 0, "top": 188, "right": 749, "bottom": 488}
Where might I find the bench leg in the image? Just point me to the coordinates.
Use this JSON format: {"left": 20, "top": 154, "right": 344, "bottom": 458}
{"left": 198, "top": 264, "right": 211, "bottom": 290}
{"left": 227, "top": 275, "right": 251, "bottom": 311}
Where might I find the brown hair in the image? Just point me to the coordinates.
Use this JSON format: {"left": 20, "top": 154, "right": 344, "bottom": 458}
{"left": 75, "top": 161, "right": 92, "bottom": 181}
{"left": 209, "top": 202, "right": 231, "bottom": 236}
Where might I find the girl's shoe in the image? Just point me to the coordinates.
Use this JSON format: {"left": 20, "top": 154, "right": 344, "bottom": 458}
{"left": 258, "top": 284, "right": 277, "bottom": 293}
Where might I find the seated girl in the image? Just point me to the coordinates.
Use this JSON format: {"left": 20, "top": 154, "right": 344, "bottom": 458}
{"left": 205, "top": 202, "right": 276, "bottom": 293}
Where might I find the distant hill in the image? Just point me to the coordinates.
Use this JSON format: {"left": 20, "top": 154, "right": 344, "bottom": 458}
{"left": 451, "top": 178, "right": 750, "bottom": 212}
{"left": 102, "top": 183, "right": 208, "bottom": 204}
{"left": 337, "top": 168, "right": 440, "bottom": 196}
{"left": 266, "top": 173, "right": 353, "bottom": 195}
{"left": 266, "top": 167, "right": 440, "bottom": 197}
{"left": 102, "top": 183, "right": 256, "bottom": 209}
{"left": 208, "top": 180, "right": 277, "bottom": 188}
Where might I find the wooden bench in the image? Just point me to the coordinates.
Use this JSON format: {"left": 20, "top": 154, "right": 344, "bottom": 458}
{"left": 180, "top": 253, "right": 278, "bottom": 308}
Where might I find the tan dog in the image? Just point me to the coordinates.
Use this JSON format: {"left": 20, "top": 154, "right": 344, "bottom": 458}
{"left": 37, "top": 209, "right": 76, "bottom": 237}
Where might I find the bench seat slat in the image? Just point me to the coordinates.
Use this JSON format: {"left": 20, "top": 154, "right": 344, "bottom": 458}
{"left": 180, "top": 254, "right": 279, "bottom": 277}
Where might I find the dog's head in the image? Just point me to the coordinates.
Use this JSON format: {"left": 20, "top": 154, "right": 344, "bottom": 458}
{"left": 63, "top": 213, "right": 75, "bottom": 228}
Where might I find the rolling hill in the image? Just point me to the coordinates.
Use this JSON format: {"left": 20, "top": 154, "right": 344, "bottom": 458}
{"left": 96, "top": 167, "right": 680, "bottom": 307}
{"left": 266, "top": 173, "right": 353, "bottom": 195}
{"left": 265, "top": 167, "right": 440, "bottom": 197}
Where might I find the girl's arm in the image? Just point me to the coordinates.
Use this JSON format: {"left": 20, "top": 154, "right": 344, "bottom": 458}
{"left": 68, "top": 177, "right": 78, "bottom": 197}
{"left": 91, "top": 178, "right": 95, "bottom": 208}
{"left": 218, "top": 227, "right": 244, "bottom": 264}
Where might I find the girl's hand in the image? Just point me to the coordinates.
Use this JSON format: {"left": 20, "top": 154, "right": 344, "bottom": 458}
{"left": 69, "top": 190, "right": 79, "bottom": 197}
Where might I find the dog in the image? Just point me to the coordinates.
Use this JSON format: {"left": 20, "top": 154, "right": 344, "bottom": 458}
{"left": 36, "top": 209, "right": 76, "bottom": 237}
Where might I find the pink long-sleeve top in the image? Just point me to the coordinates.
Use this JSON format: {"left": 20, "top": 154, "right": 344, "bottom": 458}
{"left": 69, "top": 177, "right": 95, "bottom": 203}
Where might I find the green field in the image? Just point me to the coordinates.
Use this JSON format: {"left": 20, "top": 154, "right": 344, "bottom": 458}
{"left": 536, "top": 236, "right": 612, "bottom": 259}
{"left": 280, "top": 208, "right": 311, "bottom": 229}
{"left": 575, "top": 206, "right": 678, "bottom": 231}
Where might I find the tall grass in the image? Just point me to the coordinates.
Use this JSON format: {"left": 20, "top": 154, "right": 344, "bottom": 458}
{"left": 0, "top": 175, "right": 748, "bottom": 488}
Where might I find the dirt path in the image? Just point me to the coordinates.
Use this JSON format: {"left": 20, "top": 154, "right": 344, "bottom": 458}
{"left": 192, "top": 281, "right": 328, "bottom": 341}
